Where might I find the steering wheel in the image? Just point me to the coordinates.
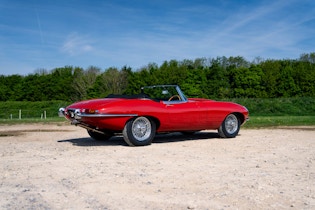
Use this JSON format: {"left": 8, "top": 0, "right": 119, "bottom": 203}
{"left": 168, "top": 95, "right": 181, "bottom": 101}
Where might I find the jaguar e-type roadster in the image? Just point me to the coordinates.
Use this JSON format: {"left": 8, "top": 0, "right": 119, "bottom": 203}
{"left": 59, "top": 85, "right": 249, "bottom": 146}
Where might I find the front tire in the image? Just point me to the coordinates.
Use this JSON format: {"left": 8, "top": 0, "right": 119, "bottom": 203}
{"left": 218, "top": 114, "right": 240, "bottom": 138}
{"left": 123, "top": 116, "right": 156, "bottom": 146}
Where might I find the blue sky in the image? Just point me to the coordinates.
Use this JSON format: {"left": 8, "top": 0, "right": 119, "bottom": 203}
{"left": 1, "top": 0, "right": 314, "bottom": 75}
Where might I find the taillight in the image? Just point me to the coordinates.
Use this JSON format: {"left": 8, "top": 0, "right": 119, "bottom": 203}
{"left": 82, "top": 109, "right": 99, "bottom": 114}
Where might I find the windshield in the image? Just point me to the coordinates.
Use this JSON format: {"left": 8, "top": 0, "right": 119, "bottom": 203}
{"left": 141, "top": 85, "right": 187, "bottom": 102}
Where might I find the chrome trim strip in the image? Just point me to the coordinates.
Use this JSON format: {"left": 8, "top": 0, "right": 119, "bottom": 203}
{"left": 78, "top": 113, "right": 138, "bottom": 118}
{"left": 163, "top": 100, "right": 187, "bottom": 105}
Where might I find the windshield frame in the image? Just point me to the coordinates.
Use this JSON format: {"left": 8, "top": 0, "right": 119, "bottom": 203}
{"left": 141, "top": 85, "right": 188, "bottom": 103}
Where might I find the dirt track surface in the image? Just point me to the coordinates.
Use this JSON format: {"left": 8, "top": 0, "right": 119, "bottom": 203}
{"left": 0, "top": 124, "right": 314, "bottom": 210}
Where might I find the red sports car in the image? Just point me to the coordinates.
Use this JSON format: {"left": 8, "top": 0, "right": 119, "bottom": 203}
{"left": 59, "top": 85, "right": 249, "bottom": 146}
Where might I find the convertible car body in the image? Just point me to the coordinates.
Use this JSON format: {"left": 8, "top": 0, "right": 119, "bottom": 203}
{"left": 59, "top": 85, "right": 249, "bottom": 146}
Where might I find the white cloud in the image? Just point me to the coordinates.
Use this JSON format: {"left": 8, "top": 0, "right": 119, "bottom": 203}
{"left": 61, "top": 33, "right": 93, "bottom": 56}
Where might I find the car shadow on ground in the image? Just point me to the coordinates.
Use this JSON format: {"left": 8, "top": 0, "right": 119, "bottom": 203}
{"left": 57, "top": 131, "right": 220, "bottom": 147}
{"left": 154, "top": 131, "right": 219, "bottom": 144}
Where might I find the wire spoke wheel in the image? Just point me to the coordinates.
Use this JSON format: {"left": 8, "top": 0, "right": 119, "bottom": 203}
{"left": 225, "top": 114, "right": 239, "bottom": 134}
{"left": 218, "top": 113, "right": 240, "bottom": 138}
{"left": 123, "top": 116, "right": 156, "bottom": 146}
{"left": 132, "top": 117, "right": 152, "bottom": 141}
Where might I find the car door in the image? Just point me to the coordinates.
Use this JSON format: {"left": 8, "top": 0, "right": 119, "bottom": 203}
{"left": 163, "top": 100, "right": 208, "bottom": 131}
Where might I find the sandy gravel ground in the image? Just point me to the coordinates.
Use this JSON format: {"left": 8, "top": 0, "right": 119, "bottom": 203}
{"left": 0, "top": 123, "right": 314, "bottom": 210}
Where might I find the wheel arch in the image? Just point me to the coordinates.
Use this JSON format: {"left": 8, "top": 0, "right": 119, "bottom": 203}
{"left": 125, "top": 115, "right": 160, "bottom": 130}
{"left": 232, "top": 112, "right": 245, "bottom": 124}
{"left": 148, "top": 116, "right": 160, "bottom": 130}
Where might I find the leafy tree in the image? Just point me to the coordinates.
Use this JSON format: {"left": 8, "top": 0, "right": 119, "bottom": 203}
{"left": 48, "top": 66, "right": 75, "bottom": 101}
{"left": 97, "top": 67, "right": 128, "bottom": 96}
{"left": 1, "top": 53, "right": 315, "bottom": 101}
{"left": 181, "top": 68, "right": 207, "bottom": 98}
{"left": 230, "top": 66, "right": 264, "bottom": 98}
{"left": 260, "top": 60, "right": 281, "bottom": 97}
{"left": 34, "top": 68, "right": 49, "bottom": 75}
{"left": 17, "top": 74, "right": 43, "bottom": 101}
{"left": 226, "top": 56, "right": 250, "bottom": 68}
{"left": 177, "top": 59, "right": 208, "bottom": 98}
{"left": 299, "top": 52, "right": 315, "bottom": 63}
{"left": 276, "top": 63, "right": 299, "bottom": 97}
{"left": 125, "top": 68, "right": 153, "bottom": 94}
{"left": 205, "top": 58, "right": 230, "bottom": 98}
{"left": 293, "top": 60, "right": 315, "bottom": 96}
{"left": 0, "top": 75, "right": 24, "bottom": 101}
{"left": 72, "top": 66, "right": 100, "bottom": 100}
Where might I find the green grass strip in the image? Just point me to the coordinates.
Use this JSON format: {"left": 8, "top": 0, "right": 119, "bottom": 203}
{"left": 244, "top": 116, "right": 315, "bottom": 128}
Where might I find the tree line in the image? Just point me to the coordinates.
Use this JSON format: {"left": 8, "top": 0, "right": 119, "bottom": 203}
{"left": 1, "top": 53, "right": 315, "bottom": 102}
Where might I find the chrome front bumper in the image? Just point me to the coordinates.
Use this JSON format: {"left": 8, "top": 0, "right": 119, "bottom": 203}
{"left": 58, "top": 107, "right": 82, "bottom": 120}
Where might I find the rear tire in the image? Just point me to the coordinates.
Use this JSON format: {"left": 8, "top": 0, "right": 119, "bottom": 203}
{"left": 87, "top": 130, "right": 112, "bottom": 141}
{"left": 123, "top": 117, "right": 156, "bottom": 146}
{"left": 218, "top": 114, "right": 240, "bottom": 138}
